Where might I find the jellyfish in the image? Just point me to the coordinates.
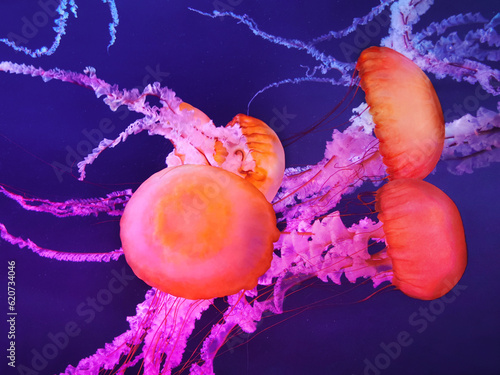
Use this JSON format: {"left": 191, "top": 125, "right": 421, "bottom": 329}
{"left": 375, "top": 179, "right": 467, "bottom": 300}
{"left": 218, "top": 114, "right": 286, "bottom": 202}
{"left": 0, "top": 1, "right": 499, "bottom": 374}
{"left": 169, "top": 111, "right": 286, "bottom": 202}
{"left": 120, "top": 164, "right": 281, "bottom": 300}
{"left": 356, "top": 46, "right": 445, "bottom": 180}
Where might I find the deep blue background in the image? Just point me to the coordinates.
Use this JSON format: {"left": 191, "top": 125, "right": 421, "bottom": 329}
{"left": 0, "top": 1, "right": 499, "bottom": 374}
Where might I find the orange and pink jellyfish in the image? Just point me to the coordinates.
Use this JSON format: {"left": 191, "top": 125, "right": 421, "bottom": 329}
{"left": 0, "top": 1, "right": 499, "bottom": 374}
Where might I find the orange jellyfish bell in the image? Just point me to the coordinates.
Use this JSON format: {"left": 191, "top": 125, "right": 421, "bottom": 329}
{"left": 215, "top": 114, "right": 285, "bottom": 202}
{"left": 357, "top": 46, "right": 445, "bottom": 180}
{"left": 376, "top": 179, "right": 467, "bottom": 300}
{"left": 172, "top": 105, "right": 285, "bottom": 202}
{"left": 120, "top": 164, "right": 280, "bottom": 300}
{"left": 178, "top": 101, "right": 211, "bottom": 124}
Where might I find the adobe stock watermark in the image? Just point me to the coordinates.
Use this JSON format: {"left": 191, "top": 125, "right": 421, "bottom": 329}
{"left": 267, "top": 106, "right": 297, "bottom": 135}
{"left": 225, "top": 327, "right": 255, "bottom": 354}
{"left": 358, "top": 282, "right": 467, "bottom": 375}
{"left": 4, "top": 0, "right": 60, "bottom": 49}
{"left": 50, "top": 64, "right": 170, "bottom": 182}
{"left": 339, "top": 11, "right": 391, "bottom": 63}
{"left": 16, "top": 266, "right": 136, "bottom": 375}
{"left": 443, "top": 84, "right": 492, "bottom": 123}
{"left": 224, "top": 283, "right": 302, "bottom": 354}
{"left": 224, "top": 313, "right": 265, "bottom": 354}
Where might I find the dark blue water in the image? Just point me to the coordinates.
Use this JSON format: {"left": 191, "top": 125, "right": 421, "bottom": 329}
{"left": 0, "top": 1, "right": 499, "bottom": 374}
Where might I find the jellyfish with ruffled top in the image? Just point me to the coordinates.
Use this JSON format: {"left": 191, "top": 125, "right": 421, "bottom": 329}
{"left": 375, "top": 178, "right": 467, "bottom": 300}
{"left": 357, "top": 46, "right": 445, "bottom": 180}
